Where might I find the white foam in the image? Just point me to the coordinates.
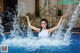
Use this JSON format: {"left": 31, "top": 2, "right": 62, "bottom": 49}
{"left": 1, "top": 37, "right": 70, "bottom": 51}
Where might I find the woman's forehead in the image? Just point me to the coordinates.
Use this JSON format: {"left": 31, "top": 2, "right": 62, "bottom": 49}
{"left": 41, "top": 21, "right": 46, "bottom": 23}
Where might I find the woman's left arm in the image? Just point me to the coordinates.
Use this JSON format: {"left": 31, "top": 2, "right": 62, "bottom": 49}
{"left": 49, "top": 13, "right": 70, "bottom": 33}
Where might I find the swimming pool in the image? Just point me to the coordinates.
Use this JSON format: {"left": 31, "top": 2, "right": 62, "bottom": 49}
{"left": 0, "top": 33, "right": 80, "bottom": 53}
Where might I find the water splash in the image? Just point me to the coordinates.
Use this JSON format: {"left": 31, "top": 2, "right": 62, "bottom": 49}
{"left": 27, "top": 27, "right": 34, "bottom": 38}
{"left": 0, "top": 17, "right": 6, "bottom": 41}
{"left": 10, "top": 3, "right": 27, "bottom": 38}
{"left": 52, "top": 3, "right": 80, "bottom": 43}
{"left": 64, "top": 4, "right": 80, "bottom": 42}
{"left": 1, "top": 0, "right": 80, "bottom": 51}
{"left": 10, "top": 16, "right": 23, "bottom": 38}
{"left": 51, "top": 0, "right": 73, "bottom": 40}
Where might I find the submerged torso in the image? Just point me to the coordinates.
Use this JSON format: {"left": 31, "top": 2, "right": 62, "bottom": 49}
{"left": 38, "top": 29, "right": 50, "bottom": 38}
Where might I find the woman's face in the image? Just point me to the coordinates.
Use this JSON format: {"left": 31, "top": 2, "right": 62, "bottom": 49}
{"left": 41, "top": 21, "right": 47, "bottom": 29}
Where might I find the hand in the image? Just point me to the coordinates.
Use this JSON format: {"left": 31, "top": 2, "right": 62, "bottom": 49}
{"left": 25, "top": 16, "right": 29, "bottom": 19}
{"left": 62, "top": 12, "right": 70, "bottom": 18}
{"left": 25, "top": 16, "right": 30, "bottom": 21}
{"left": 25, "top": 16, "right": 31, "bottom": 27}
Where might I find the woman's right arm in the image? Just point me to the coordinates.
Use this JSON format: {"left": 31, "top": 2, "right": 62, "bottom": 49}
{"left": 25, "top": 16, "right": 40, "bottom": 32}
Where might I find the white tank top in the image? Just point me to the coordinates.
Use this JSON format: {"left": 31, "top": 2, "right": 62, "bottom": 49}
{"left": 38, "top": 29, "right": 49, "bottom": 38}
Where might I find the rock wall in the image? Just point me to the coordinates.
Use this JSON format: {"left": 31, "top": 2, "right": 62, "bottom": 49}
{"left": 0, "top": 0, "right": 4, "bottom": 12}
{"left": 17, "top": 0, "right": 80, "bottom": 28}
{"left": 18, "top": 0, "right": 35, "bottom": 16}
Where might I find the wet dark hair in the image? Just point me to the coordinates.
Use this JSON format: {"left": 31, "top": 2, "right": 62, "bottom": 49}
{"left": 39, "top": 19, "right": 48, "bottom": 32}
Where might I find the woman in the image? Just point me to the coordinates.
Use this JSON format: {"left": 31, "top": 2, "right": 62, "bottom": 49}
{"left": 25, "top": 13, "right": 69, "bottom": 38}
